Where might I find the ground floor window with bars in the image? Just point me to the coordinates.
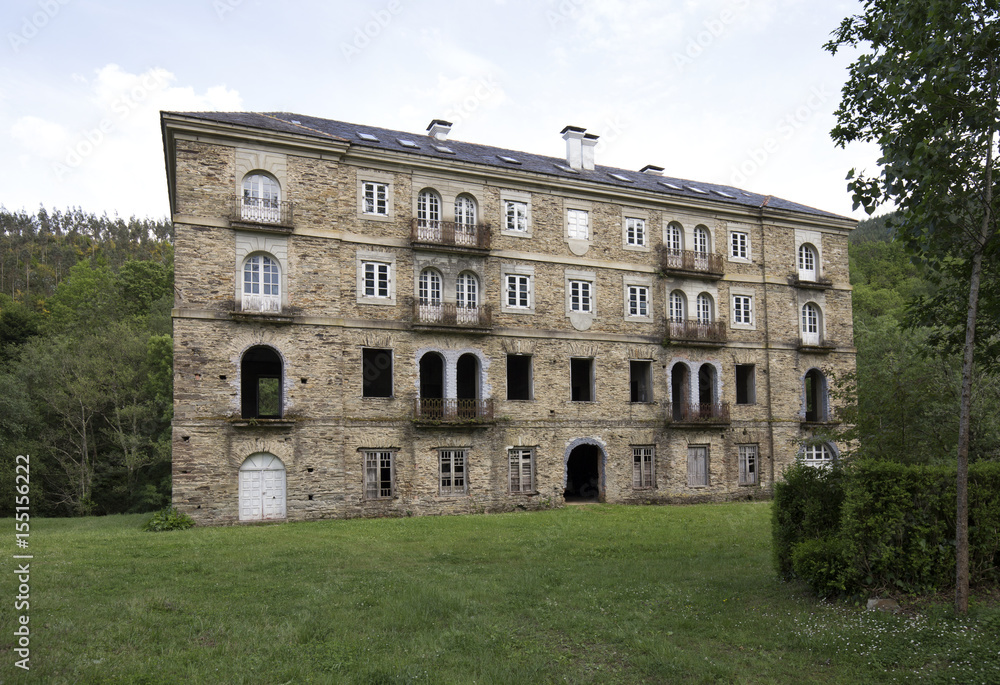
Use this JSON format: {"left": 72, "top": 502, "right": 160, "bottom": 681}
{"left": 439, "top": 449, "right": 467, "bottom": 496}
{"left": 738, "top": 444, "right": 758, "bottom": 485}
{"left": 364, "top": 450, "right": 395, "bottom": 499}
{"left": 632, "top": 446, "right": 654, "bottom": 489}
{"left": 508, "top": 448, "right": 534, "bottom": 493}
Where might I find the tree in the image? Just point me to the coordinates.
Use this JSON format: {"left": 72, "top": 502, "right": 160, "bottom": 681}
{"left": 826, "top": 1, "right": 1000, "bottom": 612}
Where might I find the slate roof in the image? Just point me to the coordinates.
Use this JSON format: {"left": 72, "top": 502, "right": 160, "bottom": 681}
{"left": 168, "top": 110, "right": 849, "bottom": 221}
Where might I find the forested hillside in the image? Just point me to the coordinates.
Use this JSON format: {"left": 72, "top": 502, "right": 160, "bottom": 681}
{"left": 1, "top": 207, "right": 173, "bottom": 516}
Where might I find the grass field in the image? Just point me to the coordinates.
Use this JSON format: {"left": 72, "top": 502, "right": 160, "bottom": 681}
{"left": 2, "top": 503, "right": 998, "bottom": 684}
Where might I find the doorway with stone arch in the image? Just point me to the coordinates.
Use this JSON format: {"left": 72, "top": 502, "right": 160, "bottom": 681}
{"left": 563, "top": 439, "right": 606, "bottom": 503}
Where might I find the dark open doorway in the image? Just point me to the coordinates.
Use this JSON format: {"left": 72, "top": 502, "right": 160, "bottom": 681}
{"left": 564, "top": 444, "right": 601, "bottom": 502}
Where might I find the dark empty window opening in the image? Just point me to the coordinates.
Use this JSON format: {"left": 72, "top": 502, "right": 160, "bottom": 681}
{"left": 456, "top": 353, "right": 480, "bottom": 400}
{"left": 571, "top": 358, "right": 594, "bottom": 402}
{"left": 630, "top": 360, "right": 652, "bottom": 403}
{"left": 698, "top": 364, "right": 717, "bottom": 406}
{"left": 419, "top": 352, "right": 445, "bottom": 420}
{"left": 565, "top": 444, "right": 601, "bottom": 502}
{"left": 241, "top": 346, "right": 282, "bottom": 419}
{"left": 735, "top": 364, "right": 756, "bottom": 405}
{"left": 507, "top": 354, "right": 532, "bottom": 400}
{"left": 671, "top": 363, "right": 690, "bottom": 421}
{"left": 805, "top": 369, "right": 827, "bottom": 422}
{"left": 362, "top": 348, "right": 393, "bottom": 398}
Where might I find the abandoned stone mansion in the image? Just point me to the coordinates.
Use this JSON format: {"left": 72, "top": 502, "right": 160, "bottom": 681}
{"left": 160, "top": 110, "right": 856, "bottom": 524}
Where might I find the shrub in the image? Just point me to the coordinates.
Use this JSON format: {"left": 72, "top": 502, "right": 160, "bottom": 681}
{"left": 142, "top": 506, "right": 195, "bottom": 532}
{"left": 772, "top": 462, "right": 846, "bottom": 579}
{"left": 791, "top": 536, "right": 857, "bottom": 597}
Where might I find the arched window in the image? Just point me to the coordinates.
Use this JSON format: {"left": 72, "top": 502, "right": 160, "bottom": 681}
{"left": 455, "top": 195, "right": 477, "bottom": 228}
{"left": 239, "top": 453, "right": 286, "bottom": 521}
{"left": 804, "top": 368, "right": 828, "bottom": 422}
{"left": 418, "top": 351, "right": 445, "bottom": 419}
{"left": 241, "top": 173, "right": 281, "bottom": 223}
{"left": 801, "top": 442, "right": 835, "bottom": 467}
{"left": 798, "top": 243, "right": 818, "bottom": 281}
{"left": 698, "top": 363, "right": 718, "bottom": 408}
{"left": 456, "top": 271, "right": 479, "bottom": 309}
{"left": 671, "top": 363, "right": 690, "bottom": 421}
{"left": 669, "top": 290, "right": 686, "bottom": 322}
{"left": 418, "top": 268, "right": 442, "bottom": 306}
{"left": 417, "top": 190, "right": 441, "bottom": 228}
{"left": 693, "top": 225, "right": 710, "bottom": 255}
{"left": 696, "top": 293, "right": 713, "bottom": 324}
{"left": 241, "top": 346, "right": 282, "bottom": 419}
{"left": 242, "top": 254, "right": 280, "bottom": 313}
{"left": 801, "top": 302, "right": 821, "bottom": 345}
{"left": 666, "top": 222, "right": 683, "bottom": 254}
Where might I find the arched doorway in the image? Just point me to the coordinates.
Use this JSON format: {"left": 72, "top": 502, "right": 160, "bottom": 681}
{"left": 239, "top": 453, "right": 286, "bottom": 521}
{"left": 671, "top": 363, "right": 690, "bottom": 421}
{"left": 419, "top": 352, "right": 445, "bottom": 419}
{"left": 456, "top": 353, "right": 480, "bottom": 419}
{"left": 564, "top": 443, "right": 602, "bottom": 502}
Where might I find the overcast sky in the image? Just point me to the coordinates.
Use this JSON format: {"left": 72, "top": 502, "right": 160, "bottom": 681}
{"left": 1, "top": 0, "right": 881, "bottom": 222}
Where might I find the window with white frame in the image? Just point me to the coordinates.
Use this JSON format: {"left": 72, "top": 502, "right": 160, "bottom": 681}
{"left": 732, "top": 294, "right": 753, "bottom": 325}
{"left": 626, "top": 217, "right": 646, "bottom": 246}
{"left": 801, "top": 302, "right": 821, "bottom": 344}
{"left": 417, "top": 189, "right": 441, "bottom": 227}
{"left": 567, "top": 209, "right": 589, "bottom": 240}
{"left": 628, "top": 285, "right": 649, "bottom": 318}
{"left": 508, "top": 448, "right": 534, "bottom": 493}
{"left": 506, "top": 273, "right": 531, "bottom": 309}
{"left": 505, "top": 200, "right": 528, "bottom": 232}
{"left": 739, "top": 444, "right": 758, "bottom": 485}
{"left": 669, "top": 290, "right": 686, "bottom": 322}
{"left": 633, "top": 446, "right": 654, "bottom": 488}
{"left": 363, "top": 261, "right": 392, "bottom": 299}
{"left": 363, "top": 182, "right": 388, "bottom": 216}
{"left": 696, "top": 293, "right": 713, "bottom": 324}
{"left": 798, "top": 243, "right": 818, "bottom": 281}
{"left": 456, "top": 271, "right": 479, "bottom": 309}
{"left": 730, "top": 231, "right": 749, "bottom": 260}
{"left": 439, "top": 449, "right": 467, "bottom": 495}
{"left": 455, "top": 195, "right": 476, "bottom": 229}
{"left": 241, "top": 173, "right": 281, "bottom": 222}
{"left": 666, "top": 222, "right": 683, "bottom": 253}
{"left": 569, "top": 280, "right": 593, "bottom": 313}
{"left": 801, "top": 443, "right": 835, "bottom": 467}
{"left": 364, "top": 450, "right": 395, "bottom": 499}
{"left": 242, "top": 254, "right": 281, "bottom": 313}
{"left": 418, "top": 268, "right": 443, "bottom": 305}
{"left": 693, "top": 226, "right": 710, "bottom": 255}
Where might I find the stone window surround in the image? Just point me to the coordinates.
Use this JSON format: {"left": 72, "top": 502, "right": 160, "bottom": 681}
{"left": 500, "top": 188, "right": 532, "bottom": 238}
{"left": 501, "top": 263, "right": 535, "bottom": 314}
{"left": 356, "top": 249, "right": 397, "bottom": 306}
{"left": 664, "top": 280, "right": 718, "bottom": 323}
{"left": 412, "top": 174, "right": 485, "bottom": 223}
{"left": 357, "top": 169, "right": 395, "bottom": 221}
{"left": 234, "top": 231, "right": 288, "bottom": 308}
{"left": 412, "top": 253, "right": 486, "bottom": 306}
{"left": 235, "top": 147, "right": 288, "bottom": 199}
{"left": 729, "top": 285, "right": 757, "bottom": 330}
{"left": 622, "top": 207, "right": 650, "bottom": 252}
{"left": 564, "top": 268, "right": 596, "bottom": 330}
{"left": 796, "top": 290, "right": 827, "bottom": 339}
{"left": 623, "top": 273, "right": 653, "bottom": 321}
{"left": 667, "top": 358, "right": 724, "bottom": 408}
{"left": 564, "top": 198, "right": 593, "bottom": 256}
{"left": 662, "top": 215, "right": 716, "bottom": 255}
{"left": 728, "top": 225, "right": 752, "bottom": 263}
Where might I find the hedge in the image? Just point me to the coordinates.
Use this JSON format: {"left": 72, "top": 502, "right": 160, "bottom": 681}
{"left": 773, "top": 460, "right": 1000, "bottom": 596}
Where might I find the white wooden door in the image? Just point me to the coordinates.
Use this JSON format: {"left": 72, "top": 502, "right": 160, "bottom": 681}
{"left": 261, "top": 468, "right": 286, "bottom": 519}
{"left": 240, "top": 469, "right": 262, "bottom": 520}
{"left": 239, "top": 453, "right": 286, "bottom": 521}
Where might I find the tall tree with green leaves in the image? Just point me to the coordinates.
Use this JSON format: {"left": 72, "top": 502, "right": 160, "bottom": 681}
{"left": 826, "top": 1, "right": 1000, "bottom": 612}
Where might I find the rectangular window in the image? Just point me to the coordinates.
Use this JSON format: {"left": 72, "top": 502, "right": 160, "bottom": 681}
{"left": 364, "top": 450, "right": 394, "bottom": 499}
{"left": 687, "top": 445, "right": 709, "bottom": 487}
{"left": 363, "top": 261, "right": 391, "bottom": 298}
{"left": 506, "top": 274, "right": 530, "bottom": 309}
{"left": 626, "top": 217, "right": 646, "bottom": 246}
{"left": 362, "top": 182, "right": 388, "bottom": 216}
{"left": 732, "top": 295, "right": 753, "bottom": 325}
{"left": 362, "top": 348, "right": 393, "bottom": 398}
{"left": 630, "top": 360, "right": 652, "bottom": 403}
{"left": 570, "top": 358, "right": 594, "bottom": 402}
{"left": 567, "top": 209, "right": 589, "bottom": 240}
{"left": 632, "top": 446, "right": 654, "bottom": 488}
{"left": 739, "top": 445, "right": 758, "bottom": 485}
{"left": 735, "top": 364, "right": 755, "bottom": 405}
{"left": 506, "top": 354, "right": 532, "bottom": 400}
{"left": 439, "top": 449, "right": 467, "bottom": 496}
{"left": 569, "top": 280, "right": 592, "bottom": 312}
{"left": 730, "top": 231, "right": 749, "bottom": 259}
{"left": 628, "top": 285, "right": 649, "bottom": 317}
{"left": 508, "top": 448, "right": 534, "bottom": 493}
{"left": 505, "top": 200, "right": 528, "bottom": 232}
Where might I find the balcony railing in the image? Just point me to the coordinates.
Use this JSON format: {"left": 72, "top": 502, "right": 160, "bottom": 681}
{"left": 666, "top": 402, "right": 731, "bottom": 424}
{"left": 664, "top": 320, "right": 727, "bottom": 345}
{"left": 230, "top": 195, "right": 294, "bottom": 228}
{"left": 660, "top": 249, "right": 724, "bottom": 278}
{"left": 413, "top": 398, "right": 494, "bottom": 423}
{"left": 412, "top": 300, "right": 493, "bottom": 329}
{"left": 411, "top": 219, "right": 491, "bottom": 250}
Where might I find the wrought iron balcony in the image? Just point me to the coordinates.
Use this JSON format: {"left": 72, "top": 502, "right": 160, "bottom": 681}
{"left": 660, "top": 249, "right": 724, "bottom": 279}
{"left": 666, "top": 402, "right": 731, "bottom": 424}
{"left": 412, "top": 300, "right": 492, "bottom": 331}
{"left": 663, "top": 320, "right": 727, "bottom": 346}
{"left": 413, "top": 398, "right": 494, "bottom": 423}
{"left": 229, "top": 195, "right": 294, "bottom": 229}
{"left": 411, "top": 219, "right": 491, "bottom": 251}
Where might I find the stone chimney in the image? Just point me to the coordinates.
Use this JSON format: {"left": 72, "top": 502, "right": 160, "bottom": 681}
{"left": 582, "top": 133, "right": 599, "bottom": 171}
{"left": 561, "top": 125, "right": 586, "bottom": 170}
{"left": 427, "top": 119, "right": 453, "bottom": 141}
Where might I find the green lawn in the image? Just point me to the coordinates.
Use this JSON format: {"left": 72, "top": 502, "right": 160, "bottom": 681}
{"left": 2, "top": 503, "right": 998, "bottom": 684}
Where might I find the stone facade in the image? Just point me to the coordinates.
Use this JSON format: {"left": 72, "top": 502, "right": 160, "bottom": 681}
{"left": 162, "top": 112, "right": 856, "bottom": 525}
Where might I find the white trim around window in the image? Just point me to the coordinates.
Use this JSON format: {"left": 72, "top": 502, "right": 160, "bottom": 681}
{"left": 357, "top": 170, "right": 394, "bottom": 220}
{"left": 622, "top": 208, "right": 650, "bottom": 251}
{"left": 501, "top": 188, "right": 532, "bottom": 237}
{"left": 729, "top": 228, "right": 751, "bottom": 262}
{"left": 356, "top": 249, "right": 397, "bottom": 305}
{"left": 730, "top": 288, "right": 755, "bottom": 329}
{"left": 623, "top": 273, "right": 654, "bottom": 322}
{"left": 501, "top": 264, "right": 535, "bottom": 314}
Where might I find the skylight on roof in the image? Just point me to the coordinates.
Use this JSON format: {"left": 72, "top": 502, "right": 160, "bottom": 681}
{"left": 554, "top": 163, "right": 579, "bottom": 174}
{"left": 658, "top": 181, "right": 682, "bottom": 191}
{"left": 357, "top": 132, "right": 380, "bottom": 142}
{"left": 397, "top": 139, "right": 420, "bottom": 148}
{"left": 497, "top": 155, "right": 521, "bottom": 164}
{"left": 684, "top": 185, "right": 709, "bottom": 194}
{"left": 433, "top": 145, "right": 455, "bottom": 154}
{"left": 608, "top": 173, "right": 633, "bottom": 182}
{"left": 712, "top": 189, "right": 735, "bottom": 199}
